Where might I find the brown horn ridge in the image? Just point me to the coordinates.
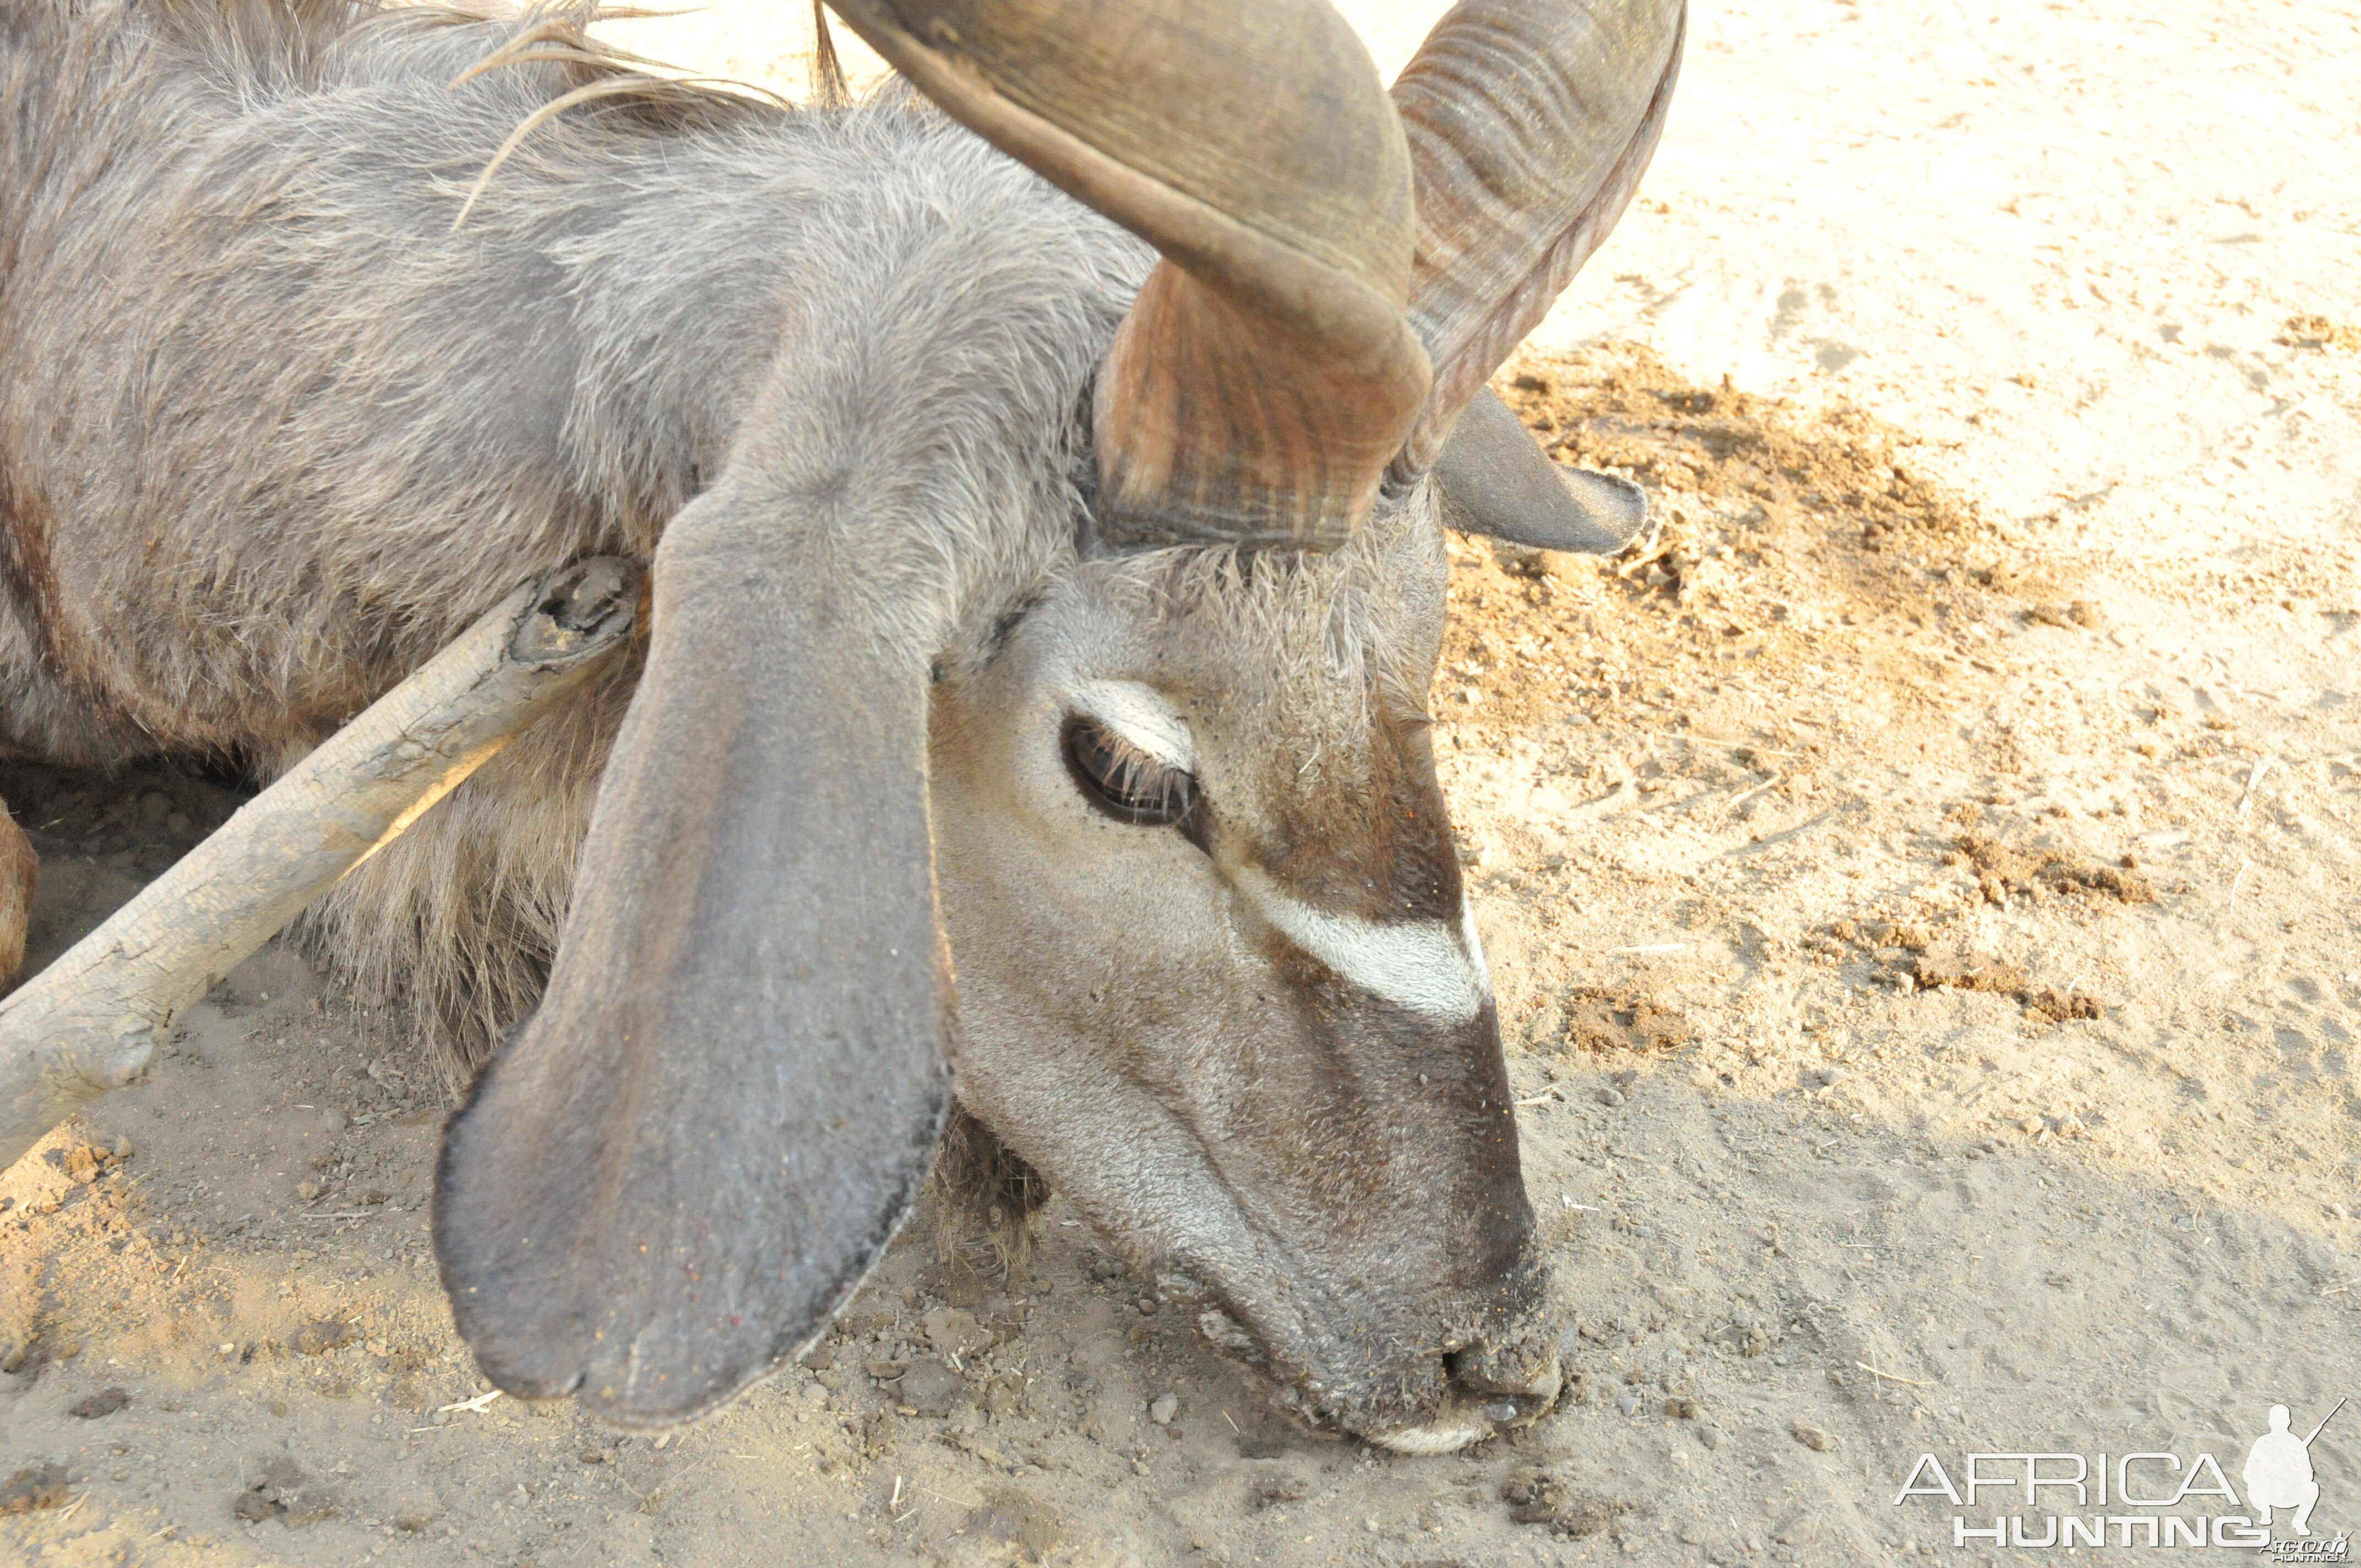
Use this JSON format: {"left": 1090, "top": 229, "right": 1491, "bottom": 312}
{"left": 1390, "top": 0, "right": 1688, "bottom": 480}
{"left": 825, "top": 0, "right": 1429, "bottom": 549}
{"left": 825, "top": 0, "right": 1687, "bottom": 549}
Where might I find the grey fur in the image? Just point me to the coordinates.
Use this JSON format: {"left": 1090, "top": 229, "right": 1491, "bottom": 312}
{"left": 1, "top": 0, "right": 1602, "bottom": 1446}
{"left": 3, "top": 0, "right": 1136, "bottom": 1049}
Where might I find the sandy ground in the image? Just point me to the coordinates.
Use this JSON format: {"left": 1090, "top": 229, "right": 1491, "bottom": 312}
{"left": 7, "top": 2, "right": 2361, "bottom": 1565}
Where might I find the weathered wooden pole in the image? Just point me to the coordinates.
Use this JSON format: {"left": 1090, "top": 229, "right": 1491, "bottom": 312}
{"left": 0, "top": 557, "right": 640, "bottom": 1172}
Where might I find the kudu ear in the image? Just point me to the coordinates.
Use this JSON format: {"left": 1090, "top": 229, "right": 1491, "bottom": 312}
{"left": 1430, "top": 384, "right": 1646, "bottom": 554}
{"left": 435, "top": 489, "right": 955, "bottom": 1427}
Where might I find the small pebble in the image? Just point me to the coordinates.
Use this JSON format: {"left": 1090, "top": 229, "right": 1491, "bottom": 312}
{"left": 1595, "top": 1087, "right": 1626, "bottom": 1108}
{"left": 1793, "top": 1422, "right": 1837, "bottom": 1452}
{"left": 1149, "top": 1393, "right": 1178, "bottom": 1425}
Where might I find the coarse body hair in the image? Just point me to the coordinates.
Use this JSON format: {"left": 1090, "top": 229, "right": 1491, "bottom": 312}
{"left": 0, "top": 0, "right": 1160, "bottom": 1063}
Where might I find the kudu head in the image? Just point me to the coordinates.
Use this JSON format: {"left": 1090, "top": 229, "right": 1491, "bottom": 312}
{"left": 435, "top": 0, "right": 1685, "bottom": 1452}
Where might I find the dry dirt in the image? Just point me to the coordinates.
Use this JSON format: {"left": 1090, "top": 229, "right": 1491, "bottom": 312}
{"left": 6, "top": 2, "right": 2361, "bottom": 1566}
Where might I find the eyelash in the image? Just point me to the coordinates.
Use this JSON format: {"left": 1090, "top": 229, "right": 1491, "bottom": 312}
{"left": 1061, "top": 716, "right": 1200, "bottom": 829}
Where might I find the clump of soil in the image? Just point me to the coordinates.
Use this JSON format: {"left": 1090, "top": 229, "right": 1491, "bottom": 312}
{"left": 1821, "top": 876, "right": 2108, "bottom": 1023}
{"left": 1249, "top": 1473, "right": 1310, "bottom": 1510}
{"left": 1498, "top": 1466, "right": 1634, "bottom": 1537}
{"left": 51, "top": 1139, "right": 131, "bottom": 1184}
{"left": 886, "top": 1357, "right": 964, "bottom": 1415}
{"left": 0, "top": 1463, "right": 70, "bottom": 1516}
{"left": 1830, "top": 918, "right": 1932, "bottom": 952}
{"left": 1502, "top": 345, "right": 1984, "bottom": 562}
{"left": 1436, "top": 339, "right": 2027, "bottom": 744}
{"left": 1898, "top": 955, "right": 2102, "bottom": 1025}
{"left": 1955, "top": 833, "right": 2153, "bottom": 906}
{"left": 1899, "top": 955, "right": 2026, "bottom": 999}
{"left": 292, "top": 1320, "right": 353, "bottom": 1355}
{"left": 2024, "top": 600, "right": 2104, "bottom": 630}
{"left": 2280, "top": 313, "right": 2361, "bottom": 351}
{"left": 1544, "top": 987, "right": 1693, "bottom": 1055}
{"left": 966, "top": 1488, "right": 1063, "bottom": 1563}
{"left": 232, "top": 1458, "right": 333, "bottom": 1525}
{"left": 2020, "top": 988, "right": 2103, "bottom": 1025}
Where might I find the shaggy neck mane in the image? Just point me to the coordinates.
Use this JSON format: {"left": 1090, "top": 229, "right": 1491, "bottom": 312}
{"left": 0, "top": 0, "right": 1139, "bottom": 1049}
{"left": 1, "top": 0, "right": 1136, "bottom": 737}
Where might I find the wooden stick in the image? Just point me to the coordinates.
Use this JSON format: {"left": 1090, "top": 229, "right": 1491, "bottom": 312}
{"left": 1856, "top": 1360, "right": 1934, "bottom": 1387}
{"left": 0, "top": 558, "right": 639, "bottom": 1171}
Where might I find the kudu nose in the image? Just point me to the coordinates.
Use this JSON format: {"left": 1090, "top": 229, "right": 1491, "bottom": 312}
{"left": 1444, "top": 1336, "right": 1565, "bottom": 1430}
{"left": 1369, "top": 1333, "right": 1565, "bottom": 1453}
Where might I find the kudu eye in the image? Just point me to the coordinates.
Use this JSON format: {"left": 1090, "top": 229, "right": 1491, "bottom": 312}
{"left": 1062, "top": 716, "right": 1200, "bottom": 828}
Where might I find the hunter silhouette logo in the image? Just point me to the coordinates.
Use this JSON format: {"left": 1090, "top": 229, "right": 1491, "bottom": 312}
{"left": 2248, "top": 1400, "right": 2342, "bottom": 1539}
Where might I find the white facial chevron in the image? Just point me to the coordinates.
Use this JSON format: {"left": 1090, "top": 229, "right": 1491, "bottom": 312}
{"left": 1237, "top": 870, "right": 1490, "bottom": 1023}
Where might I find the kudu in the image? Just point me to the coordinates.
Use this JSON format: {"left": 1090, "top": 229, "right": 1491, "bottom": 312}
{"left": 0, "top": 0, "right": 1684, "bottom": 1450}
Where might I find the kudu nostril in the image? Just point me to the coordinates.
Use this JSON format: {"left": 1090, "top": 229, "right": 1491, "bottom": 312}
{"left": 1444, "top": 1342, "right": 1565, "bottom": 1427}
